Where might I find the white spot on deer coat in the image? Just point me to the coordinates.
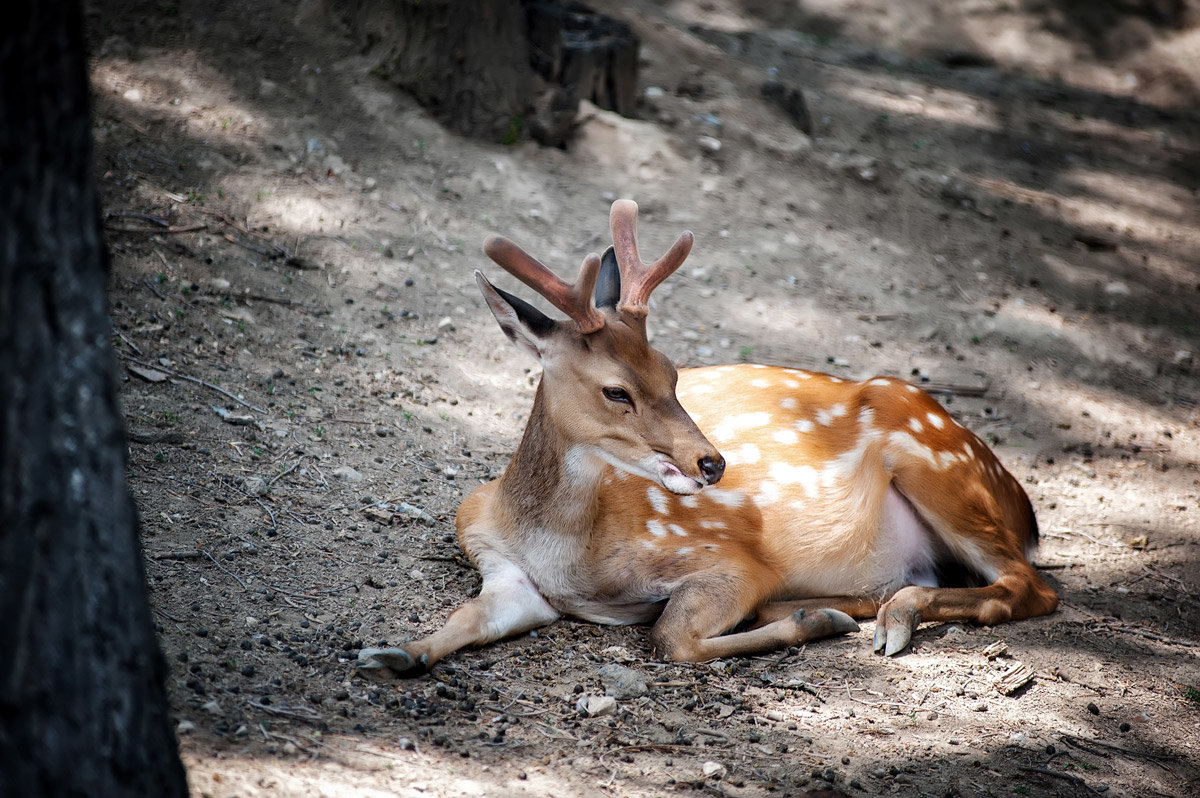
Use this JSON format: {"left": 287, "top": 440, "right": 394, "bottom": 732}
{"left": 773, "top": 428, "right": 799, "bottom": 445}
{"left": 887, "top": 431, "right": 941, "bottom": 469}
{"left": 926, "top": 412, "right": 945, "bottom": 429}
{"left": 784, "top": 380, "right": 800, "bottom": 389}
{"left": 646, "top": 486, "right": 669, "bottom": 515}
{"left": 906, "top": 384, "right": 920, "bottom": 393}
{"left": 751, "top": 378, "right": 771, "bottom": 388}
{"left": 706, "top": 488, "right": 745, "bottom": 508}
{"left": 816, "top": 408, "right": 834, "bottom": 426}
{"left": 867, "top": 378, "right": 891, "bottom": 387}
{"left": 908, "top": 417, "right": 924, "bottom": 434}
{"left": 754, "top": 480, "right": 781, "bottom": 507}
{"left": 712, "top": 411, "right": 772, "bottom": 443}
{"left": 679, "top": 495, "right": 699, "bottom": 509}
{"left": 794, "top": 419, "right": 814, "bottom": 433}
{"left": 769, "top": 462, "right": 820, "bottom": 497}
{"left": 738, "top": 443, "right": 762, "bottom": 464}
{"left": 668, "top": 523, "right": 688, "bottom": 537}
{"left": 646, "top": 519, "right": 667, "bottom": 537}
{"left": 779, "top": 396, "right": 797, "bottom": 410}
{"left": 676, "top": 546, "right": 693, "bottom": 556}
{"left": 699, "top": 519, "right": 727, "bottom": 529}
{"left": 902, "top": 437, "right": 957, "bottom": 470}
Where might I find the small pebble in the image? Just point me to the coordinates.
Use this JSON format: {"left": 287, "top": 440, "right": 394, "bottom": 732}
{"left": 576, "top": 695, "right": 617, "bottom": 717}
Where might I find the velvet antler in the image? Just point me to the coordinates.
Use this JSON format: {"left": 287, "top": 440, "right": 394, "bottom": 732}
{"left": 483, "top": 235, "right": 606, "bottom": 333}
{"left": 608, "top": 199, "right": 694, "bottom": 317}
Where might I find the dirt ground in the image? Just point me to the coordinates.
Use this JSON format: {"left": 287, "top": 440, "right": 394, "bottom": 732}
{"left": 87, "top": 0, "right": 1200, "bottom": 795}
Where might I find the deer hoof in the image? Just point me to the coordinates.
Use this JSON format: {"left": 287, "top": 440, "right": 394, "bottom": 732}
{"left": 822, "top": 608, "right": 861, "bottom": 635}
{"left": 873, "top": 606, "right": 921, "bottom": 656}
{"left": 792, "top": 607, "right": 860, "bottom": 640}
{"left": 356, "top": 647, "right": 428, "bottom": 681}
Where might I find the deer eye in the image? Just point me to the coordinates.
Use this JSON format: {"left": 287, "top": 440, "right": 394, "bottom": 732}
{"left": 602, "top": 386, "right": 632, "bottom": 405}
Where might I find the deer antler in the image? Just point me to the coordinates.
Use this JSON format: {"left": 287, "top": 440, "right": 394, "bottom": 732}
{"left": 483, "top": 235, "right": 606, "bottom": 333}
{"left": 609, "top": 199, "right": 694, "bottom": 317}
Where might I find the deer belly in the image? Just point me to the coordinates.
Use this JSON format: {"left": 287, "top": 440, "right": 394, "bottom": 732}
{"left": 871, "top": 485, "right": 938, "bottom": 589}
{"left": 555, "top": 596, "right": 667, "bottom": 626}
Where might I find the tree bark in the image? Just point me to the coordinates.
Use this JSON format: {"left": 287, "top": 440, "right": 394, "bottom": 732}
{"left": 345, "top": 0, "right": 640, "bottom": 145}
{"left": 0, "top": 3, "right": 188, "bottom": 795}
{"left": 352, "top": 0, "right": 534, "bottom": 143}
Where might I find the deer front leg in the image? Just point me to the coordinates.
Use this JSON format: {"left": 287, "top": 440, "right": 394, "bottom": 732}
{"left": 357, "top": 558, "right": 560, "bottom": 680}
{"left": 649, "top": 578, "right": 860, "bottom": 663}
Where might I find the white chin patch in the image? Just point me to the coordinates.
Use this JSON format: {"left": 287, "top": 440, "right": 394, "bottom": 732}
{"left": 657, "top": 461, "right": 703, "bottom": 495}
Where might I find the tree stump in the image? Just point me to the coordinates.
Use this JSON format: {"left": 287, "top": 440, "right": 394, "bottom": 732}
{"left": 345, "top": 0, "right": 640, "bottom": 145}
{"left": 525, "top": 2, "right": 639, "bottom": 117}
{"left": 349, "top": 0, "right": 533, "bottom": 143}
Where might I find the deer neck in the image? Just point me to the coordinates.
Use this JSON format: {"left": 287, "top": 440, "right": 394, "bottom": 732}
{"left": 496, "top": 380, "right": 604, "bottom": 536}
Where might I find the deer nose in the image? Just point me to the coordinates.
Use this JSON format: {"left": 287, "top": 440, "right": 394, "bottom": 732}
{"left": 698, "top": 454, "right": 725, "bottom": 485}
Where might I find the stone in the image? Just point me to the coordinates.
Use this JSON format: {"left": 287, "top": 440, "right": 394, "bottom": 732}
{"left": 598, "top": 663, "right": 649, "bottom": 699}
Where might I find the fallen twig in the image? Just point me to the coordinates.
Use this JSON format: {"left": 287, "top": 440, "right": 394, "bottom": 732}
{"left": 107, "top": 221, "right": 207, "bottom": 234}
{"left": 269, "top": 456, "right": 306, "bottom": 486}
{"left": 1016, "top": 766, "right": 1095, "bottom": 792}
{"left": 152, "top": 550, "right": 205, "bottom": 561}
{"left": 202, "top": 549, "right": 249, "bottom": 591}
{"left": 142, "top": 277, "right": 168, "bottom": 300}
{"left": 1059, "top": 733, "right": 1179, "bottom": 763}
{"left": 247, "top": 699, "right": 323, "bottom": 724}
{"left": 1096, "top": 621, "right": 1197, "bottom": 649}
{"left": 920, "top": 382, "right": 990, "bottom": 397}
{"left": 106, "top": 211, "right": 170, "bottom": 227}
{"left": 114, "top": 330, "right": 144, "bottom": 355}
{"left": 118, "top": 352, "right": 267, "bottom": 414}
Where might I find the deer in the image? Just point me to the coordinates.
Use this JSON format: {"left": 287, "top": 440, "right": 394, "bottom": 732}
{"left": 357, "top": 199, "right": 1058, "bottom": 681}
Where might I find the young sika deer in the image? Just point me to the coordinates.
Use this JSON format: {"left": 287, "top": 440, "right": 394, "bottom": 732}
{"left": 357, "top": 200, "right": 1057, "bottom": 680}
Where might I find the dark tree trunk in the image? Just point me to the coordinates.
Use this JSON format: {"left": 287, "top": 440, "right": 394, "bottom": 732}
{"left": 0, "top": 3, "right": 188, "bottom": 795}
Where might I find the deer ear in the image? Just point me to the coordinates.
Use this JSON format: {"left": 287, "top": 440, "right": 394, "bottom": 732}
{"left": 593, "top": 247, "right": 621, "bottom": 310}
{"left": 475, "top": 271, "right": 555, "bottom": 361}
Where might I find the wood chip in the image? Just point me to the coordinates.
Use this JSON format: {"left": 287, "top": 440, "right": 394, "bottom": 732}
{"left": 996, "top": 662, "right": 1035, "bottom": 695}
{"left": 982, "top": 640, "right": 1008, "bottom": 659}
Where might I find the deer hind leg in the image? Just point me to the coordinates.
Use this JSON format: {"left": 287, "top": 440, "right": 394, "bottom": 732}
{"left": 649, "top": 577, "right": 859, "bottom": 663}
{"left": 357, "top": 558, "right": 560, "bottom": 680}
{"left": 873, "top": 434, "right": 1059, "bottom": 656}
{"left": 873, "top": 560, "right": 1058, "bottom": 655}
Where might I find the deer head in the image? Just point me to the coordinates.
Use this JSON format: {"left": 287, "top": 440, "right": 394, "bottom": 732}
{"left": 476, "top": 200, "right": 724, "bottom": 494}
